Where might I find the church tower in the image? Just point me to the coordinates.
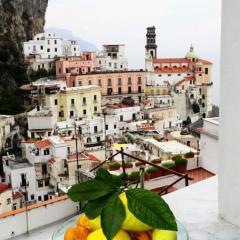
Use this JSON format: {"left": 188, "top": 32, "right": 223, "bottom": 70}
{"left": 145, "top": 26, "right": 157, "bottom": 59}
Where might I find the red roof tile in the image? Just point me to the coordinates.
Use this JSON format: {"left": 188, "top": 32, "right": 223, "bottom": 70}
{"left": 154, "top": 67, "right": 191, "bottom": 73}
{"left": 175, "top": 79, "right": 185, "bottom": 87}
{"left": 153, "top": 58, "right": 190, "bottom": 63}
{"left": 12, "top": 191, "right": 24, "bottom": 200}
{"left": 184, "top": 76, "right": 195, "bottom": 81}
{"left": 35, "top": 139, "right": 52, "bottom": 149}
{"left": 87, "top": 154, "right": 101, "bottom": 162}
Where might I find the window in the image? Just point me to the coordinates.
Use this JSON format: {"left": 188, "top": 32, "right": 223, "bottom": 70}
{"left": 199, "top": 74, "right": 202, "bottom": 76}
{"left": 94, "top": 95, "right": 97, "bottom": 102}
{"left": 43, "top": 148, "right": 50, "bottom": 156}
{"left": 94, "top": 106, "right": 97, "bottom": 112}
{"left": 114, "top": 63, "right": 117, "bottom": 69}
{"left": 54, "top": 99, "right": 58, "bottom": 105}
{"left": 83, "top": 109, "right": 87, "bottom": 115}
{"left": 202, "top": 103, "right": 205, "bottom": 108}
{"left": 47, "top": 48, "right": 50, "bottom": 52}
{"left": 42, "top": 163, "right": 48, "bottom": 175}
{"left": 128, "top": 87, "right": 132, "bottom": 94}
{"left": 187, "top": 141, "right": 191, "bottom": 147}
{"left": 108, "top": 79, "right": 112, "bottom": 86}
{"left": 114, "top": 124, "right": 117, "bottom": 129}
{"left": 59, "top": 111, "right": 64, "bottom": 117}
{"left": 178, "top": 74, "right": 181, "bottom": 76}
{"left": 79, "top": 81, "right": 82, "bottom": 86}
{"left": 45, "top": 179, "right": 49, "bottom": 187}
{"left": 98, "top": 79, "right": 101, "bottom": 86}
{"left": 158, "top": 74, "right": 162, "bottom": 77}
{"left": 71, "top": 99, "right": 75, "bottom": 105}
{"left": 138, "top": 77, "right": 142, "bottom": 84}
{"left": 118, "top": 78, "right": 122, "bottom": 85}
{"left": 38, "top": 180, "right": 43, "bottom": 188}
{"left": 38, "top": 196, "right": 42, "bottom": 201}
{"left": 120, "top": 115, "right": 124, "bottom": 121}
{"left": 54, "top": 40, "right": 57, "bottom": 44}
{"left": 94, "top": 126, "right": 98, "bottom": 133}
{"left": 205, "top": 68, "right": 209, "bottom": 75}
{"left": 47, "top": 40, "right": 50, "bottom": 45}
{"left": 88, "top": 80, "right": 92, "bottom": 85}
{"left": 40, "top": 45, "right": 43, "bottom": 50}
{"left": 118, "top": 87, "right": 122, "bottom": 94}
{"left": 109, "top": 62, "right": 112, "bottom": 67}
{"left": 168, "top": 74, "right": 171, "bottom": 76}
{"left": 7, "top": 198, "right": 11, "bottom": 205}
{"left": 105, "top": 125, "right": 108, "bottom": 130}
{"left": 55, "top": 48, "right": 57, "bottom": 52}
{"left": 83, "top": 97, "right": 86, "bottom": 105}
{"left": 70, "top": 111, "right": 74, "bottom": 118}
{"left": 202, "top": 94, "right": 206, "bottom": 99}
{"left": 128, "top": 77, "right": 132, "bottom": 85}
{"left": 138, "top": 86, "right": 142, "bottom": 93}
{"left": 107, "top": 88, "right": 112, "bottom": 95}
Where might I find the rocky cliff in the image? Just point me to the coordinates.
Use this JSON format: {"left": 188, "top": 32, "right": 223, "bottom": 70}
{"left": 0, "top": 0, "right": 48, "bottom": 114}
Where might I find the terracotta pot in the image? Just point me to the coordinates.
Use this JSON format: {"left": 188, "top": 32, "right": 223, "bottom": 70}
{"left": 149, "top": 171, "right": 163, "bottom": 179}
{"left": 176, "top": 164, "right": 187, "bottom": 173}
{"left": 122, "top": 164, "right": 133, "bottom": 169}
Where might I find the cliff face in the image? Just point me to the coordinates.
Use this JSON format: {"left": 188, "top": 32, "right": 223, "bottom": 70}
{"left": 0, "top": 0, "right": 48, "bottom": 114}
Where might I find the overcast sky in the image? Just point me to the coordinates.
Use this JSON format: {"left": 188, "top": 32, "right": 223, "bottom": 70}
{"left": 45, "top": 0, "right": 221, "bottom": 104}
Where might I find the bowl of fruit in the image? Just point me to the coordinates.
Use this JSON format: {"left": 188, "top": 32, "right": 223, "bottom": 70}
{"left": 53, "top": 168, "right": 188, "bottom": 240}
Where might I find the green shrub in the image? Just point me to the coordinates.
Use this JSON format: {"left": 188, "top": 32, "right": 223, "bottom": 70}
{"left": 109, "top": 162, "right": 121, "bottom": 168}
{"left": 175, "top": 157, "right": 188, "bottom": 165}
{"left": 145, "top": 166, "right": 160, "bottom": 174}
{"left": 129, "top": 171, "right": 140, "bottom": 181}
{"left": 184, "top": 151, "right": 194, "bottom": 158}
{"left": 161, "top": 162, "right": 176, "bottom": 169}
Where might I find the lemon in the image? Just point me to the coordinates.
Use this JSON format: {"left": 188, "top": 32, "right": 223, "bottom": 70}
{"left": 87, "top": 228, "right": 130, "bottom": 240}
{"left": 88, "top": 216, "right": 101, "bottom": 231}
{"left": 152, "top": 229, "right": 177, "bottom": 240}
{"left": 119, "top": 192, "right": 152, "bottom": 231}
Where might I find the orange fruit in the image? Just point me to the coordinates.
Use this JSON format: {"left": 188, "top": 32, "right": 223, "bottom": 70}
{"left": 129, "top": 231, "right": 151, "bottom": 240}
{"left": 76, "top": 215, "right": 90, "bottom": 229}
{"left": 64, "top": 226, "right": 90, "bottom": 240}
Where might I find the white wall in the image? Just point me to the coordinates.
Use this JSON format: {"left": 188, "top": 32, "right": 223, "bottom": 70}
{"left": 0, "top": 197, "right": 77, "bottom": 240}
{"left": 219, "top": 0, "right": 240, "bottom": 227}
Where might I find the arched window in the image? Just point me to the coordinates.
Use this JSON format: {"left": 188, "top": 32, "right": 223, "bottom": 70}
{"left": 87, "top": 137, "right": 91, "bottom": 143}
{"left": 202, "top": 94, "right": 205, "bottom": 99}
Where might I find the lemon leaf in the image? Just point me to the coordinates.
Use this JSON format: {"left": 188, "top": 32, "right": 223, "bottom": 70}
{"left": 101, "top": 194, "right": 126, "bottom": 240}
{"left": 67, "top": 179, "right": 115, "bottom": 201}
{"left": 96, "top": 168, "right": 124, "bottom": 188}
{"left": 126, "top": 188, "right": 177, "bottom": 231}
{"left": 83, "top": 193, "right": 114, "bottom": 219}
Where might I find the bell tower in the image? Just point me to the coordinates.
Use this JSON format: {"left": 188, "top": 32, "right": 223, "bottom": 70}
{"left": 145, "top": 26, "right": 157, "bottom": 59}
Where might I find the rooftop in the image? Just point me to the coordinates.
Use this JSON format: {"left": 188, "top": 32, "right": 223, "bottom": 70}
{"left": 145, "top": 139, "right": 197, "bottom": 154}
{"left": 163, "top": 176, "right": 240, "bottom": 239}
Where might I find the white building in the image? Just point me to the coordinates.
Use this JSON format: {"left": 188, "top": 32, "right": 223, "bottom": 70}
{"left": 55, "top": 114, "right": 119, "bottom": 147}
{"left": 145, "top": 139, "right": 197, "bottom": 160}
{"left": 200, "top": 118, "right": 219, "bottom": 174}
{"left": 27, "top": 107, "right": 55, "bottom": 139}
{"left": 95, "top": 44, "right": 128, "bottom": 71}
{"left": 2, "top": 155, "right": 37, "bottom": 203}
{"left": 23, "top": 32, "right": 81, "bottom": 60}
{"left": 106, "top": 104, "right": 143, "bottom": 123}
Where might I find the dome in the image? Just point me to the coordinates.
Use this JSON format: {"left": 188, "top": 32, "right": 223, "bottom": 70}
{"left": 186, "top": 44, "right": 198, "bottom": 59}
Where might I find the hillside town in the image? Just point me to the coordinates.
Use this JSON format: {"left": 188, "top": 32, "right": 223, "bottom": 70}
{"left": 0, "top": 26, "right": 218, "bottom": 238}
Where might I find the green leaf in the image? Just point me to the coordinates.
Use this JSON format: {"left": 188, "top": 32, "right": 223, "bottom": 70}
{"left": 83, "top": 193, "right": 114, "bottom": 219}
{"left": 126, "top": 188, "right": 177, "bottom": 231}
{"left": 101, "top": 194, "right": 126, "bottom": 240}
{"left": 96, "top": 168, "right": 124, "bottom": 188}
{"left": 67, "top": 179, "right": 114, "bottom": 202}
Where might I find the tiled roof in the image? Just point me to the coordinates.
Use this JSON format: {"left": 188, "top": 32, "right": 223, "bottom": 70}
{"left": 153, "top": 58, "right": 190, "bottom": 63}
{"left": 87, "top": 154, "right": 101, "bottom": 162}
{"left": 12, "top": 191, "right": 24, "bottom": 200}
{"left": 187, "top": 168, "right": 215, "bottom": 183}
{"left": 175, "top": 79, "right": 185, "bottom": 87}
{"left": 35, "top": 139, "right": 52, "bottom": 149}
{"left": 184, "top": 76, "right": 195, "bottom": 81}
{"left": 198, "top": 59, "right": 213, "bottom": 65}
{"left": 0, "top": 183, "right": 9, "bottom": 194}
{"left": 154, "top": 67, "right": 191, "bottom": 73}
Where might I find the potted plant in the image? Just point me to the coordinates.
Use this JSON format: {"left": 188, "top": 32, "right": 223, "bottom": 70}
{"left": 135, "top": 161, "right": 146, "bottom": 167}
{"left": 128, "top": 171, "right": 140, "bottom": 181}
{"left": 184, "top": 151, "right": 194, "bottom": 159}
{"left": 172, "top": 155, "right": 182, "bottom": 161}
{"left": 122, "top": 162, "right": 133, "bottom": 169}
{"left": 145, "top": 166, "right": 163, "bottom": 179}
{"left": 108, "top": 162, "right": 121, "bottom": 171}
{"left": 175, "top": 156, "right": 188, "bottom": 173}
{"left": 151, "top": 159, "right": 162, "bottom": 164}
{"left": 67, "top": 168, "right": 178, "bottom": 240}
{"left": 161, "top": 161, "right": 176, "bottom": 176}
